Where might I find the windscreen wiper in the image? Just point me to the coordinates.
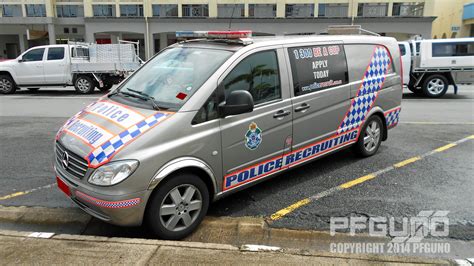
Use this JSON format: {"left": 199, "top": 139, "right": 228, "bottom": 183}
{"left": 123, "top": 88, "right": 161, "bottom": 111}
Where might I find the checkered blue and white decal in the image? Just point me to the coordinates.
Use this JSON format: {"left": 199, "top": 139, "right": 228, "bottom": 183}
{"left": 87, "top": 112, "right": 169, "bottom": 167}
{"left": 338, "top": 46, "right": 392, "bottom": 134}
{"left": 385, "top": 107, "right": 401, "bottom": 128}
{"left": 75, "top": 191, "right": 140, "bottom": 209}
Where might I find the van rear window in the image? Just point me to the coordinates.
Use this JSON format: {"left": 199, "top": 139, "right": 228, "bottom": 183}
{"left": 288, "top": 44, "right": 348, "bottom": 96}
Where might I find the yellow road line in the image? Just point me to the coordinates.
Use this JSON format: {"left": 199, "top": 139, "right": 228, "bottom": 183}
{"left": 393, "top": 156, "right": 422, "bottom": 168}
{"left": 0, "top": 183, "right": 55, "bottom": 201}
{"left": 270, "top": 198, "right": 311, "bottom": 220}
{"left": 339, "top": 174, "right": 376, "bottom": 189}
{"left": 269, "top": 134, "right": 473, "bottom": 221}
{"left": 434, "top": 143, "right": 457, "bottom": 153}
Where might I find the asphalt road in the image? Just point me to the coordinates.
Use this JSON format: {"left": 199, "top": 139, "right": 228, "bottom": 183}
{"left": 0, "top": 86, "right": 473, "bottom": 253}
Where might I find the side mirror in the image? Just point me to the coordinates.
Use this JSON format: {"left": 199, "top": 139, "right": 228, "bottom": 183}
{"left": 219, "top": 90, "right": 254, "bottom": 118}
{"left": 18, "top": 58, "right": 24, "bottom": 63}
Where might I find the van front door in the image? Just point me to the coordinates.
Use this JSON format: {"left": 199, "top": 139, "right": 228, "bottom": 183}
{"left": 15, "top": 48, "right": 45, "bottom": 85}
{"left": 220, "top": 49, "right": 293, "bottom": 192}
{"left": 286, "top": 43, "right": 352, "bottom": 168}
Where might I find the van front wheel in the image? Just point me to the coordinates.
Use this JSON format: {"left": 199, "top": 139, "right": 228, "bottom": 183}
{"left": 353, "top": 115, "right": 383, "bottom": 157}
{"left": 146, "top": 173, "right": 209, "bottom": 240}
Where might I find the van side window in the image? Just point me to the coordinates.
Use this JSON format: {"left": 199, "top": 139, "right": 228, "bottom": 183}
{"left": 192, "top": 90, "right": 219, "bottom": 124}
{"left": 288, "top": 44, "right": 348, "bottom": 96}
{"left": 47, "top": 47, "right": 65, "bottom": 60}
{"left": 222, "top": 50, "right": 281, "bottom": 105}
{"left": 22, "top": 48, "right": 45, "bottom": 62}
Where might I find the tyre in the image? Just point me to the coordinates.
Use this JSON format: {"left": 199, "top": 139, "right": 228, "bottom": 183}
{"left": 0, "top": 75, "right": 17, "bottom": 94}
{"left": 27, "top": 88, "right": 40, "bottom": 92}
{"left": 98, "top": 83, "right": 113, "bottom": 92}
{"left": 422, "top": 75, "right": 448, "bottom": 98}
{"left": 74, "top": 75, "right": 95, "bottom": 94}
{"left": 146, "top": 173, "right": 209, "bottom": 240}
{"left": 353, "top": 115, "right": 383, "bottom": 157}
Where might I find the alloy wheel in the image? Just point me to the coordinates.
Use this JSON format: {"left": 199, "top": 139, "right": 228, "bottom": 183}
{"left": 76, "top": 78, "right": 90, "bottom": 93}
{"left": 427, "top": 78, "right": 445, "bottom": 95}
{"left": 159, "top": 184, "right": 203, "bottom": 232}
{"left": 0, "top": 78, "right": 12, "bottom": 93}
{"left": 363, "top": 121, "right": 381, "bottom": 153}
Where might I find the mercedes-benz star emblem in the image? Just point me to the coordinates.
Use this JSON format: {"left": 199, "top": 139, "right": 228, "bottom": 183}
{"left": 62, "top": 151, "right": 70, "bottom": 169}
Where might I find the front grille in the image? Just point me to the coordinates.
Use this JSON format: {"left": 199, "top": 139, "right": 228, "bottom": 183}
{"left": 56, "top": 141, "right": 88, "bottom": 179}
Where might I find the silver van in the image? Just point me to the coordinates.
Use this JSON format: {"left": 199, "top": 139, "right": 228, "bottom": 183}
{"left": 54, "top": 31, "right": 402, "bottom": 239}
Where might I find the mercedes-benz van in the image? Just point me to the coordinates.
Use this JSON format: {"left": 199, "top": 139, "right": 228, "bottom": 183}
{"left": 54, "top": 31, "right": 402, "bottom": 240}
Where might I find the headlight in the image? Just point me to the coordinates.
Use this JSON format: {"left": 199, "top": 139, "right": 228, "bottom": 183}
{"left": 88, "top": 160, "right": 139, "bottom": 186}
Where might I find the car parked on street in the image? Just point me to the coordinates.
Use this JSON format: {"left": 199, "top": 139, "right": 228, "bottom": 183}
{"left": 0, "top": 41, "right": 141, "bottom": 95}
{"left": 399, "top": 38, "right": 474, "bottom": 97}
{"left": 54, "top": 30, "right": 402, "bottom": 240}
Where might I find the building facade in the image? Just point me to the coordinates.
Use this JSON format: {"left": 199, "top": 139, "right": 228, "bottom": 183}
{"left": 430, "top": 0, "right": 474, "bottom": 39}
{"left": 1, "top": 0, "right": 437, "bottom": 60}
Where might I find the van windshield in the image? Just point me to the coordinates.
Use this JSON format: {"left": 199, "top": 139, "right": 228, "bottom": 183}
{"left": 115, "top": 47, "right": 233, "bottom": 111}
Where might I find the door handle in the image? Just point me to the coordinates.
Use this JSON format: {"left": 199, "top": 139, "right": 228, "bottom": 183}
{"left": 273, "top": 110, "right": 291, "bottom": 119}
{"left": 295, "top": 103, "right": 310, "bottom": 112}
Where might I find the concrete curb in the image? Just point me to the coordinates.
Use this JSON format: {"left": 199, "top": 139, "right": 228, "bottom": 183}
{"left": 0, "top": 229, "right": 453, "bottom": 265}
{"left": 0, "top": 206, "right": 455, "bottom": 264}
{"left": 0, "top": 205, "right": 90, "bottom": 226}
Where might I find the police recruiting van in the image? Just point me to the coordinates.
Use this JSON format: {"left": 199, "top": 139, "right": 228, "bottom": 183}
{"left": 54, "top": 30, "right": 402, "bottom": 239}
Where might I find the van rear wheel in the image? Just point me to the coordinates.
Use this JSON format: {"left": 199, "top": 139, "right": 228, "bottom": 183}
{"left": 74, "top": 75, "right": 95, "bottom": 94}
{"left": 353, "top": 115, "right": 383, "bottom": 157}
{"left": 146, "top": 173, "right": 209, "bottom": 240}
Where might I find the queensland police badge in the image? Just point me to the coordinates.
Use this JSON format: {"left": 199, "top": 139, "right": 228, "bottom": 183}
{"left": 245, "top": 122, "right": 262, "bottom": 150}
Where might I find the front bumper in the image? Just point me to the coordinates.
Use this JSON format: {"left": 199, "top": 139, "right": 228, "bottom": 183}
{"left": 55, "top": 167, "right": 150, "bottom": 227}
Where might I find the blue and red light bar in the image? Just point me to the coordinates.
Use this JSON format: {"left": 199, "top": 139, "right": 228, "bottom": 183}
{"left": 176, "top": 30, "right": 252, "bottom": 39}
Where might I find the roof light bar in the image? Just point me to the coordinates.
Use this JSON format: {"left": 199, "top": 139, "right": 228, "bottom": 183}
{"left": 176, "top": 30, "right": 252, "bottom": 39}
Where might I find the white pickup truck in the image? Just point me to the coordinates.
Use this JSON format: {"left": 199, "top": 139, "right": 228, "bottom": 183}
{"left": 0, "top": 41, "right": 142, "bottom": 94}
{"left": 398, "top": 38, "right": 474, "bottom": 97}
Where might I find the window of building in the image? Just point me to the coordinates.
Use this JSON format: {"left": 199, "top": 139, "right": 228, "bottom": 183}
{"left": 357, "top": 3, "right": 388, "bottom": 17}
{"left": 56, "top": 5, "right": 84, "bottom": 17}
{"left": 22, "top": 48, "right": 45, "bottom": 62}
{"left": 72, "top": 27, "right": 78, "bottom": 34}
{"left": 217, "top": 4, "right": 244, "bottom": 18}
{"left": 152, "top": 4, "right": 178, "bottom": 17}
{"left": 25, "top": 4, "right": 46, "bottom": 17}
{"left": 182, "top": 4, "right": 209, "bottom": 17}
{"left": 120, "top": 4, "right": 143, "bottom": 17}
{"left": 288, "top": 45, "right": 348, "bottom": 96}
{"left": 222, "top": 50, "right": 281, "bottom": 105}
{"left": 47, "top": 47, "right": 65, "bottom": 60}
{"left": 64, "top": 28, "right": 69, "bottom": 34}
{"left": 432, "top": 42, "right": 474, "bottom": 57}
{"left": 286, "top": 4, "right": 314, "bottom": 18}
{"left": 1, "top": 5, "right": 22, "bottom": 17}
{"left": 93, "top": 5, "right": 115, "bottom": 17}
{"left": 318, "top": 3, "right": 349, "bottom": 17}
{"left": 248, "top": 4, "right": 276, "bottom": 18}
{"left": 392, "top": 2, "right": 424, "bottom": 16}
